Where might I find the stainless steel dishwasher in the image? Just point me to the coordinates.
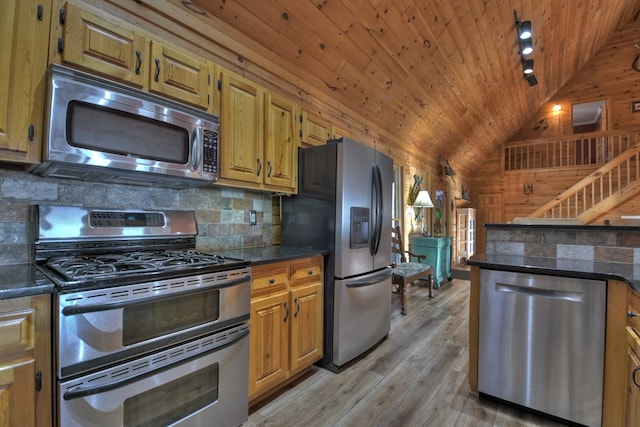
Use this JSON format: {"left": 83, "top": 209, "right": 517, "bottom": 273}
{"left": 478, "top": 269, "right": 606, "bottom": 427}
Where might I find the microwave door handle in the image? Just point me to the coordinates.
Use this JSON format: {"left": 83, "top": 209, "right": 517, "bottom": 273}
{"left": 192, "top": 126, "right": 201, "bottom": 170}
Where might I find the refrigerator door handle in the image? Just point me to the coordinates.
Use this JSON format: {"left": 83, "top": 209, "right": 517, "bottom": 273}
{"left": 370, "top": 164, "right": 383, "bottom": 256}
{"left": 344, "top": 267, "right": 392, "bottom": 288}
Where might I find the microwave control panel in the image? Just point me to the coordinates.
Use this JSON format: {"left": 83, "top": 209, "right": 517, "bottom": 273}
{"left": 203, "top": 130, "right": 218, "bottom": 177}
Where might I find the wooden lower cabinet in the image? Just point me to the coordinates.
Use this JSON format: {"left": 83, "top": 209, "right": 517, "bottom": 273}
{"left": 625, "top": 288, "right": 640, "bottom": 425}
{"left": 626, "top": 327, "right": 640, "bottom": 426}
{"left": 249, "top": 256, "right": 323, "bottom": 403}
{"left": 0, "top": 294, "right": 51, "bottom": 427}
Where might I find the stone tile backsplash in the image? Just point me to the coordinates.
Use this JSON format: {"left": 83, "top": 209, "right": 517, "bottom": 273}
{"left": 0, "top": 166, "right": 274, "bottom": 265}
{"left": 485, "top": 224, "right": 639, "bottom": 264}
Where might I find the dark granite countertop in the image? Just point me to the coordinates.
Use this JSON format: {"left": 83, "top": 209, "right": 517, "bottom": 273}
{"left": 467, "top": 253, "right": 640, "bottom": 292}
{"left": 0, "top": 264, "right": 55, "bottom": 300}
{"left": 0, "top": 246, "right": 327, "bottom": 300}
{"left": 206, "top": 245, "right": 328, "bottom": 266}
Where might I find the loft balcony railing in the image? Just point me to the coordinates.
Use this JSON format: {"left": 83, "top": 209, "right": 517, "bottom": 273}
{"left": 503, "top": 130, "right": 640, "bottom": 171}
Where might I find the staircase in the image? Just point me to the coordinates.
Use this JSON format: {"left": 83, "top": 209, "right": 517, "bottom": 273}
{"left": 526, "top": 143, "right": 640, "bottom": 223}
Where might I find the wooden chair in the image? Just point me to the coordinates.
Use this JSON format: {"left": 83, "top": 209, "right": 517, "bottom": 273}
{"left": 391, "top": 225, "right": 433, "bottom": 315}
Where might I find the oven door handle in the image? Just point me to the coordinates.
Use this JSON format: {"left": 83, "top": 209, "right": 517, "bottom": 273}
{"left": 62, "top": 276, "right": 250, "bottom": 315}
{"left": 62, "top": 327, "right": 249, "bottom": 400}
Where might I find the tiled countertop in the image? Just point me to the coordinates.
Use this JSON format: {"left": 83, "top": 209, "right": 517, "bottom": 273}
{"left": 467, "top": 253, "right": 640, "bottom": 292}
{"left": 0, "top": 264, "right": 55, "bottom": 300}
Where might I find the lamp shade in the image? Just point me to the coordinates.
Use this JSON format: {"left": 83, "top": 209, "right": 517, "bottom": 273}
{"left": 413, "top": 190, "right": 434, "bottom": 208}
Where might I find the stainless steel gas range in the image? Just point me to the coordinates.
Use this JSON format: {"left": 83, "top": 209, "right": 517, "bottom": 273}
{"left": 34, "top": 205, "right": 251, "bottom": 427}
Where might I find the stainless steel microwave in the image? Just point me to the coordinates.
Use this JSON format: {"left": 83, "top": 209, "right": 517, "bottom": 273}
{"left": 31, "top": 64, "right": 219, "bottom": 188}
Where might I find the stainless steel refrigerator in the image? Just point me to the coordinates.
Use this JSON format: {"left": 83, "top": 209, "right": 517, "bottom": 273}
{"left": 281, "top": 137, "right": 393, "bottom": 371}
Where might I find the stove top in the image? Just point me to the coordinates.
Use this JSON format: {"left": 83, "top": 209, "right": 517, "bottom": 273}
{"left": 46, "top": 250, "right": 233, "bottom": 281}
{"left": 34, "top": 206, "right": 250, "bottom": 291}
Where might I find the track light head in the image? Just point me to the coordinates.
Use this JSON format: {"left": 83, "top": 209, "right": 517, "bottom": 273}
{"left": 518, "top": 21, "right": 532, "bottom": 40}
{"left": 522, "top": 59, "right": 534, "bottom": 74}
{"left": 525, "top": 74, "right": 538, "bottom": 87}
{"left": 520, "top": 39, "right": 533, "bottom": 55}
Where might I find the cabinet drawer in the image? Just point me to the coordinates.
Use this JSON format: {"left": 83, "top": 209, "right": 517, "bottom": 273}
{"left": 291, "top": 258, "right": 323, "bottom": 286}
{"left": 0, "top": 309, "right": 34, "bottom": 354}
{"left": 252, "top": 263, "right": 288, "bottom": 294}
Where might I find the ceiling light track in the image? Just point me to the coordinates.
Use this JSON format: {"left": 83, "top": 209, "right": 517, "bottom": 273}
{"left": 514, "top": 9, "right": 537, "bottom": 87}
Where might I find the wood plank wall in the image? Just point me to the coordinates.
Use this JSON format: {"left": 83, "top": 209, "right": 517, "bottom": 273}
{"left": 471, "top": 14, "right": 640, "bottom": 232}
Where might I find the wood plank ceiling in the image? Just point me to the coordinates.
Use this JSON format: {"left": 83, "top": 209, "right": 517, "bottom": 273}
{"left": 186, "top": 0, "right": 640, "bottom": 175}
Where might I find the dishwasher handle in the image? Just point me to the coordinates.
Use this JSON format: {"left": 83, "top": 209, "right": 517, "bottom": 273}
{"left": 495, "top": 282, "right": 583, "bottom": 303}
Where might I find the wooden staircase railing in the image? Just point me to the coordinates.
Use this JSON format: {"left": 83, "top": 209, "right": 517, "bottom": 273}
{"left": 527, "top": 143, "right": 640, "bottom": 222}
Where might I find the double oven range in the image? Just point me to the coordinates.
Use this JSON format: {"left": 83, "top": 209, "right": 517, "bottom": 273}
{"left": 35, "top": 205, "right": 251, "bottom": 427}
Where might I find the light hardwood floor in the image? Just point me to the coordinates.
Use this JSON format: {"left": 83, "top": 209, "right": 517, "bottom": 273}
{"left": 246, "top": 277, "right": 566, "bottom": 427}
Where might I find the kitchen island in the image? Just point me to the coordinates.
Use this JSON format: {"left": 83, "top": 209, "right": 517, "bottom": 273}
{"left": 467, "top": 222, "right": 640, "bottom": 427}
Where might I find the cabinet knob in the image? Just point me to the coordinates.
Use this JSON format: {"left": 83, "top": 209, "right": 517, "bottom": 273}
{"left": 269, "top": 278, "right": 275, "bottom": 284}
{"left": 307, "top": 269, "right": 313, "bottom": 275}
{"left": 628, "top": 310, "right": 640, "bottom": 318}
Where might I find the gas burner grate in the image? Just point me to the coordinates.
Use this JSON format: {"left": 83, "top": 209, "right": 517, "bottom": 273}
{"left": 46, "top": 250, "right": 228, "bottom": 281}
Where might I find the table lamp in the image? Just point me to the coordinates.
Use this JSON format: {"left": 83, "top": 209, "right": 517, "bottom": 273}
{"left": 413, "top": 190, "right": 434, "bottom": 236}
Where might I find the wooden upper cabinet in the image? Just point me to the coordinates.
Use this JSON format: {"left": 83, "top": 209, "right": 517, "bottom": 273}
{"left": 264, "top": 93, "right": 299, "bottom": 190}
{"left": 220, "top": 69, "right": 264, "bottom": 184}
{"left": 148, "top": 40, "right": 212, "bottom": 110}
{"left": 0, "top": 0, "right": 51, "bottom": 164}
{"left": 219, "top": 68, "right": 299, "bottom": 193}
{"left": 56, "top": 3, "right": 214, "bottom": 111}
{"left": 301, "top": 110, "right": 331, "bottom": 147}
{"left": 61, "top": 2, "right": 146, "bottom": 87}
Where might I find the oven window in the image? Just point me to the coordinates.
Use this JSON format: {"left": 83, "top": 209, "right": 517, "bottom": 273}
{"left": 123, "top": 290, "right": 220, "bottom": 346}
{"left": 124, "top": 363, "right": 219, "bottom": 427}
{"left": 67, "top": 101, "right": 189, "bottom": 164}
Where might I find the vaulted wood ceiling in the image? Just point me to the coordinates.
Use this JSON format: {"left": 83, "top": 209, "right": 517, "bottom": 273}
{"left": 185, "top": 0, "right": 640, "bottom": 175}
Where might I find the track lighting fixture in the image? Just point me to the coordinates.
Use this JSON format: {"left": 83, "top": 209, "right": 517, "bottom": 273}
{"left": 518, "top": 21, "right": 532, "bottom": 40}
{"left": 514, "top": 10, "right": 537, "bottom": 86}
{"left": 525, "top": 74, "right": 538, "bottom": 87}
{"left": 519, "top": 39, "right": 533, "bottom": 55}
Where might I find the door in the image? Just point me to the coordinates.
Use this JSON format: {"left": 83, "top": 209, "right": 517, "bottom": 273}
{"left": 249, "top": 291, "right": 289, "bottom": 399}
{"left": 374, "top": 149, "right": 394, "bottom": 270}
{"left": 264, "top": 93, "right": 299, "bottom": 190}
{"left": 477, "top": 192, "right": 503, "bottom": 255}
{"left": 478, "top": 270, "right": 605, "bottom": 427}
{"left": 220, "top": 70, "right": 264, "bottom": 184}
{"left": 332, "top": 269, "right": 392, "bottom": 367}
{"left": 334, "top": 138, "right": 377, "bottom": 278}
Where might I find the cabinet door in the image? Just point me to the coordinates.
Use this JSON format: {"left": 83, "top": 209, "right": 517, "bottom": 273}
{"left": 62, "top": 3, "right": 146, "bottom": 87}
{"left": 264, "top": 93, "right": 299, "bottom": 191}
{"left": 148, "top": 40, "right": 211, "bottom": 110}
{"left": 0, "top": 359, "right": 36, "bottom": 427}
{"left": 248, "top": 291, "right": 289, "bottom": 400}
{"left": 627, "top": 328, "right": 640, "bottom": 426}
{"left": 301, "top": 110, "right": 331, "bottom": 147}
{"left": 0, "top": 0, "right": 50, "bottom": 163}
{"left": 220, "top": 70, "right": 264, "bottom": 184}
{"left": 290, "top": 282, "right": 323, "bottom": 374}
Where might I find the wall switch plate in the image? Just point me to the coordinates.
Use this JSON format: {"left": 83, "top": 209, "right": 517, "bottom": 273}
{"left": 249, "top": 210, "right": 257, "bottom": 225}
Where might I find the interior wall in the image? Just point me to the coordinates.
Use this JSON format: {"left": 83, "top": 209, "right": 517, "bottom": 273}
{"left": 471, "top": 15, "right": 640, "bottom": 227}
